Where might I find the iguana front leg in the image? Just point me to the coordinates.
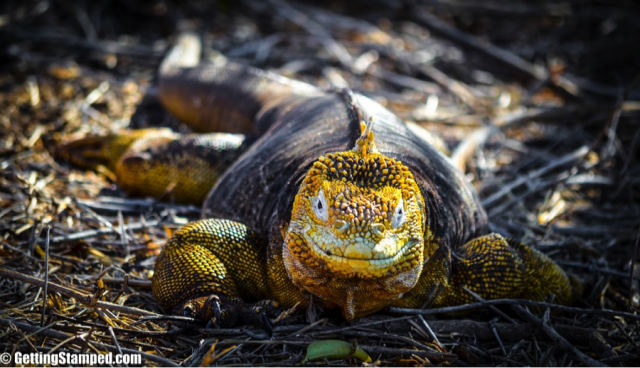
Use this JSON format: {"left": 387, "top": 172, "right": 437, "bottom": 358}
{"left": 59, "top": 130, "right": 247, "bottom": 204}
{"left": 396, "top": 233, "right": 582, "bottom": 309}
{"left": 152, "top": 219, "right": 285, "bottom": 326}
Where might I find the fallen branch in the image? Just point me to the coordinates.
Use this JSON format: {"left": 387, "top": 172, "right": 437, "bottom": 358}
{"left": 219, "top": 339, "right": 456, "bottom": 360}
{"left": 0, "top": 267, "right": 159, "bottom": 318}
{"left": 265, "top": 0, "right": 353, "bottom": 68}
{"left": 511, "top": 304, "right": 606, "bottom": 367}
{"left": 47, "top": 219, "right": 161, "bottom": 244}
{"left": 482, "top": 146, "right": 589, "bottom": 208}
{"left": 387, "top": 298, "right": 640, "bottom": 322}
{"left": 408, "top": 7, "right": 581, "bottom": 100}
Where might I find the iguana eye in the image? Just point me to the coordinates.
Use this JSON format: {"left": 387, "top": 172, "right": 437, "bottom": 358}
{"left": 392, "top": 198, "right": 406, "bottom": 229}
{"left": 312, "top": 188, "right": 329, "bottom": 222}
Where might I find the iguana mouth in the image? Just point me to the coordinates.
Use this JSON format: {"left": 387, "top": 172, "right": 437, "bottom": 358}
{"left": 284, "top": 222, "right": 424, "bottom": 320}
{"left": 300, "top": 224, "right": 422, "bottom": 275}
{"left": 302, "top": 225, "right": 420, "bottom": 266}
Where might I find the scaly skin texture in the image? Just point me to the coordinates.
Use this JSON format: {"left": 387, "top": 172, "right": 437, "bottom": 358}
{"left": 62, "top": 35, "right": 582, "bottom": 323}
{"left": 398, "top": 234, "right": 582, "bottom": 310}
{"left": 60, "top": 130, "right": 246, "bottom": 204}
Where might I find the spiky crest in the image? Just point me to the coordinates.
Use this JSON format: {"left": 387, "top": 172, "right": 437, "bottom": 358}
{"left": 353, "top": 117, "right": 378, "bottom": 156}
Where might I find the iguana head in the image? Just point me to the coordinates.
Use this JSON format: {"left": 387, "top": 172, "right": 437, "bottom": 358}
{"left": 284, "top": 120, "right": 427, "bottom": 319}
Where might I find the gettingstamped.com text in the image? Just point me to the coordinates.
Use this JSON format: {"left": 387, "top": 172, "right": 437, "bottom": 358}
{"left": 2, "top": 351, "right": 142, "bottom": 366}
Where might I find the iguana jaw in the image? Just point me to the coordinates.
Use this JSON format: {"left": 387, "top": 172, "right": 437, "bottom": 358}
{"left": 283, "top": 239, "right": 423, "bottom": 319}
{"left": 300, "top": 225, "right": 422, "bottom": 273}
{"left": 283, "top": 219, "right": 424, "bottom": 319}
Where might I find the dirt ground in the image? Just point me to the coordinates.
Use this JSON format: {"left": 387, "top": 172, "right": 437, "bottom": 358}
{"left": 1, "top": 0, "right": 639, "bottom": 366}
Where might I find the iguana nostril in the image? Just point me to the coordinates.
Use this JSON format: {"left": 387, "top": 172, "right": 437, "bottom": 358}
{"left": 371, "top": 223, "right": 385, "bottom": 237}
{"left": 334, "top": 220, "right": 348, "bottom": 233}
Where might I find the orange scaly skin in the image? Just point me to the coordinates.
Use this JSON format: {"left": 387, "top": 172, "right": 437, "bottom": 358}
{"left": 62, "top": 34, "right": 582, "bottom": 324}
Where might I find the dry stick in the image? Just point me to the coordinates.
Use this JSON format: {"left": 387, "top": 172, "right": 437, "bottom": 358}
{"left": 488, "top": 171, "right": 578, "bottom": 219}
{"left": 108, "top": 326, "right": 128, "bottom": 368}
{"left": 587, "top": 330, "right": 620, "bottom": 361}
{"left": 94, "top": 276, "right": 151, "bottom": 287}
{"left": 28, "top": 220, "right": 41, "bottom": 255}
{"left": 407, "top": 55, "right": 486, "bottom": 112}
{"left": 461, "top": 286, "right": 518, "bottom": 324}
{"left": 220, "top": 339, "right": 455, "bottom": 360}
{"left": 269, "top": 0, "right": 453, "bottom": 111}
{"left": 300, "top": 2, "right": 391, "bottom": 44}
{"left": 289, "top": 318, "right": 328, "bottom": 336}
{"left": 386, "top": 318, "right": 605, "bottom": 346}
{"left": 387, "top": 298, "right": 640, "bottom": 322}
{"left": 611, "top": 319, "right": 640, "bottom": 355}
{"left": 46, "top": 219, "right": 160, "bottom": 243}
{"left": 630, "top": 232, "right": 640, "bottom": 310}
{"left": 266, "top": 0, "right": 353, "bottom": 68}
{"left": 0, "top": 267, "right": 159, "bottom": 317}
{"left": 0, "top": 318, "right": 178, "bottom": 367}
{"left": 267, "top": 319, "right": 522, "bottom": 344}
{"left": 9, "top": 320, "right": 49, "bottom": 354}
{"left": 408, "top": 7, "right": 580, "bottom": 100}
{"left": 300, "top": 3, "right": 484, "bottom": 111}
{"left": 219, "top": 339, "right": 307, "bottom": 346}
{"left": 451, "top": 105, "right": 594, "bottom": 184}
{"left": 482, "top": 145, "right": 588, "bottom": 208}
{"left": 373, "top": 42, "right": 485, "bottom": 112}
{"left": 407, "top": 318, "right": 430, "bottom": 341}
{"left": 620, "top": 120, "right": 640, "bottom": 178}
{"left": 450, "top": 126, "right": 493, "bottom": 173}
{"left": 48, "top": 334, "right": 81, "bottom": 355}
{"left": 417, "top": 315, "right": 443, "bottom": 349}
{"left": 40, "top": 226, "right": 51, "bottom": 327}
{"left": 555, "top": 260, "right": 640, "bottom": 281}
{"left": 585, "top": 72, "right": 640, "bottom": 161}
{"left": 315, "top": 328, "right": 438, "bottom": 353}
{"left": 308, "top": 316, "right": 414, "bottom": 337}
{"left": 546, "top": 72, "right": 640, "bottom": 201}
{"left": 368, "top": 65, "right": 441, "bottom": 95}
{"left": 357, "top": 344, "right": 456, "bottom": 360}
{"left": 200, "top": 324, "right": 309, "bottom": 336}
{"left": 118, "top": 211, "right": 129, "bottom": 258}
{"left": 134, "top": 314, "right": 195, "bottom": 325}
{"left": 74, "top": 198, "right": 114, "bottom": 229}
{"left": 492, "top": 106, "right": 579, "bottom": 129}
{"left": 462, "top": 286, "right": 517, "bottom": 355}
{"left": 0, "top": 238, "right": 43, "bottom": 263}
{"left": 78, "top": 197, "right": 200, "bottom": 216}
{"left": 215, "top": 343, "right": 245, "bottom": 365}
{"left": 4, "top": 28, "right": 163, "bottom": 60}
{"left": 52, "top": 312, "right": 185, "bottom": 338}
{"left": 526, "top": 72, "right": 640, "bottom": 221}
{"left": 511, "top": 304, "right": 607, "bottom": 367}
{"left": 489, "top": 318, "right": 507, "bottom": 355}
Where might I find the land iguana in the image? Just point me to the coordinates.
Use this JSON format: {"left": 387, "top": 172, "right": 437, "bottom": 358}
{"left": 61, "top": 33, "right": 582, "bottom": 325}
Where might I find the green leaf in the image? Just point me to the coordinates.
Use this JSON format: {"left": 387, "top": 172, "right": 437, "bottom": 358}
{"left": 302, "top": 340, "right": 372, "bottom": 365}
